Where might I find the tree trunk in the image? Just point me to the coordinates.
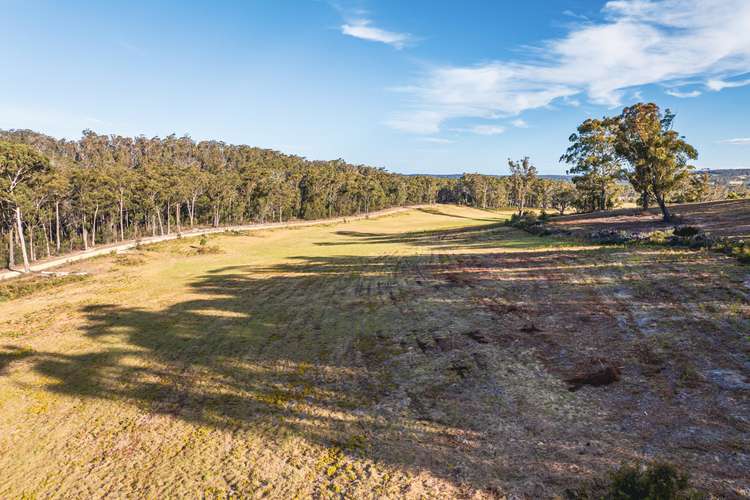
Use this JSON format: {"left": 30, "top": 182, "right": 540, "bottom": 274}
{"left": 55, "top": 201, "right": 61, "bottom": 253}
{"left": 91, "top": 204, "right": 99, "bottom": 247}
{"left": 655, "top": 193, "right": 671, "bottom": 222}
{"left": 82, "top": 213, "right": 89, "bottom": 251}
{"left": 157, "top": 210, "right": 164, "bottom": 236}
{"left": 166, "top": 205, "right": 171, "bottom": 234}
{"left": 641, "top": 191, "right": 649, "bottom": 210}
{"left": 187, "top": 197, "right": 195, "bottom": 227}
{"left": 15, "top": 206, "right": 30, "bottom": 272}
{"left": 42, "top": 221, "right": 51, "bottom": 257}
{"left": 28, "top": 225, "right": 35, "bottom": 261}
{"left": 7, "top": 227, "right": 15, "bottom": 269}
{"left": 175, "top": 203, "right": 181, "bottom": 232}
{"left": 119, "top": 193, "right": 125, "bottom": 241}
{"left": 518, "top": 192, "right": 526, "bottom": 216}
{"left": 152, "top": 213, "right": 157, "bottom": 237}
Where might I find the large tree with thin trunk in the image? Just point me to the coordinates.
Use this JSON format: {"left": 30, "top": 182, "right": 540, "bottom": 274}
{"left": 0, "top": 141, "right": 50, "bottom": 271}
{"left": 508, "top": 157, "right": 537, "bottom": 215}
{"left": 561, "top": 117, "right": 623, "bottom": 212}
{"left": 615, "top": 103, "right": 697, "bottom": 221}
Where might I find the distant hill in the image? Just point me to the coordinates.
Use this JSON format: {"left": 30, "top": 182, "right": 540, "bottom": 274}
{"left": 409, "top": 173, "right": 573, "bottom": 181}
{"left": 700, "top": 168, "right": 750, "bottom": 187}
{"left": 411, "top": 169, "right": 750, "bottom": 186}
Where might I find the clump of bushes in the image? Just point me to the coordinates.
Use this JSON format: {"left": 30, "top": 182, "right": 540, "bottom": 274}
{"left": 646, "top": 230, "right": 672, "bottom": 244}
{"left": 672, "top": 226, "right": 701, "bottom": 238}
{"left": 192, "top": 236, "right": 221, "bottom": 255}
{"left": 507, "top": 211, "right": 538, "bottom": 228}
{"left": 568, "top": 462, "right": 705, "bottom": 499}
{"left": 507, "top": 211, "right": 571, "bottom": 236}
{"left": 588, "top": 229, "right": 651, "bottom": 245}
{"left": 715, "top": 239, "right": 750, "bottom": 264}
{"left": 115, "top": 253, "right": 147, "bottom": 266}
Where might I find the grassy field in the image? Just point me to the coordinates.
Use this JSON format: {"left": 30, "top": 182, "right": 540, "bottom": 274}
{"left": 1, "top": 205, "right": 748, "bottom": 498}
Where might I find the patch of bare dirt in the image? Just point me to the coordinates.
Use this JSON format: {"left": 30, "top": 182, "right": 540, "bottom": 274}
{"left": 547, "top": 199, "right": 750, "bottom": 240}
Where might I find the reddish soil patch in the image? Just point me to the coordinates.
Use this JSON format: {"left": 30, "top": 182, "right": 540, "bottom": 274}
{"left": 547, "top": 199, "right": 750, "bottom": 240}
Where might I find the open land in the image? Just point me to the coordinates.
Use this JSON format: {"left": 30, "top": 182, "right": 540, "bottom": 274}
{"left": 1, "top": 205, "right": 748, "bottom": 498}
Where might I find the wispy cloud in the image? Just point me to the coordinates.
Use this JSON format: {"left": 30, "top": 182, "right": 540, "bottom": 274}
{"left": 341, "top": 19, "right": 412, "bottom": 49}
{"left": 562, "top": 9, "right": 589, "bottom": 21}
{"left": 450, "top": 125, "right": 506, "bottom": 136}
{"left": 417, "top": 137, "right": 454, "bottom": 144}
{"left": 719, "top": 137, "right": 750, "bottom": 145}
{"left": 665, "top": 89, "right": 701, "bottom": 98}
{"left": 511, "top": 118, "right": 529, "bottom": 128}
{"left": 467, "top": 125, "right": 506, "bottom": 136}
{"left": 388, "top": 0, "right": 750, "bottom": 133}
{"left": 706, "top": 78, "right": 750, "bottom": 91}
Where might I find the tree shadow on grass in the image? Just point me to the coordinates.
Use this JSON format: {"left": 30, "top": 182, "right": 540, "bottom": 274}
{"left": 417, "top": 207, "right": 502, "bottom": 222}
{"left": 316, "top": 222, "right": 528, "bottom": 251}
{"left": 0, "top": 345, "right": 34, "bottom": 374}
{"left": 22, "top": 229, "right": 750, "bottom": 496}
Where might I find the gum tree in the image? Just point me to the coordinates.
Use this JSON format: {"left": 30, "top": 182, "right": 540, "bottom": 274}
{"left": 615, "top": 103, "right": 697, "bottom": 221}
{"left": 0, "top": 141, "right": 50, "bottom": 271}
{"left": 508, "top": 157, "right": 537, "bottom": 215}
{"left": 561, "top": 117, "right": 623, "bottom": 212}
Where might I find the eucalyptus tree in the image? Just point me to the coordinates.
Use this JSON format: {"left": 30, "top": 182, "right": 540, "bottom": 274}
{"left": 551, "top": 183, "right": 577, "bottom": 214}
{"left": 615, "top": 103, "right": 698, "bottom": 221}
{"left": 508, "top": 157, "right": 537, "bottom": 215}
{"left": 0, "top": 141, "right": 50, "bottom": 271}
{"left": 561, "top": 117, "right": 623, "bottom": 211}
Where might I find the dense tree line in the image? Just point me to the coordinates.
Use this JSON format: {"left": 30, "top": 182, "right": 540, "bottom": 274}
{"left": 0, "top": 129, "right": 448, "bottom": 270}
{"left": 434, "top": 164, "right": 575, "bottom": 216}
{"left": 2, "top": 104, "right": 733, "bottom": 272}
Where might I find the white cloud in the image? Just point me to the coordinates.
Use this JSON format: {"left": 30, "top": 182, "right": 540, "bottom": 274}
{"left": 562, "top": 9, "right": 589, "bottom": 21}
{"left": 719, "top": 137, "right": 750, "bottom": 145}
{"left": 341, "top": 19, "right": 412, "bottom": 49}
{"left": 449, "top": 125, "right": 506, "bottom": 136}
{"left": 385, "top": 110, "right": 443, "bottom": 134}
{"left": 389, "top": 0, "right": 750, "bottom": 133}
{"left": 470, "top": 125, "right": 506, "bottom": 135}
{"left": 706, "top": 78, "right": 750, "bottom": 91}
{"left": 417, "top": 137, "right": 454, "bottom": 144}
{"left": 511, "top": 118, "right": 529, "bottom": 128}
{"left": 665, "top": 89, "right": 701, "bottom": 98}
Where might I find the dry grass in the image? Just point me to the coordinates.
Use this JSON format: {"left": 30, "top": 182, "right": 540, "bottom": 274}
{"left": 0, "top": 205, "right": 747, "bottom": 498}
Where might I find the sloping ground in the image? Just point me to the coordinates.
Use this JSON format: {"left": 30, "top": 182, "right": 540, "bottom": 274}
{"left": 547, "top": 199, "right": 750, "bottom": 240}
{"left": 0, "top": 205, "right": 748, "bottom": 498}
{"left": 0, "top": 204, "right": 424, "bottom": 282}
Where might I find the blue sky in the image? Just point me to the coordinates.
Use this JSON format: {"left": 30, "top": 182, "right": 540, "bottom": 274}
{"left": 2, "top": 0, "right": 750, "bottom": 174}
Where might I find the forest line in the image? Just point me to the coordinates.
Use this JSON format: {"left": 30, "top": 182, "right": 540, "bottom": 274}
{"left": 0, "top": 102, "right": 732, "bottom": 273}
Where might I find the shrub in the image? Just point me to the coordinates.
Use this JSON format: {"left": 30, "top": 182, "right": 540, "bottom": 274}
{"left": 672, "top": 226, "right": 701, "bottom": 238}
{"left": 607, "top": 462, "right": 702, "bottom": 500}
{"left": 588, "top": 229, "right": 642, "bottom": 244}
{"left": 507, "top": 211, "right": 537, "bottom": 227}
{"left": 647, "top": 230, "right": 672, "bottom": 244}
{"left": 568, "top": 462, "right": 705, "bottom": 500}
{"left": 195, "top": 244, "right": 221, "bottom": 255}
